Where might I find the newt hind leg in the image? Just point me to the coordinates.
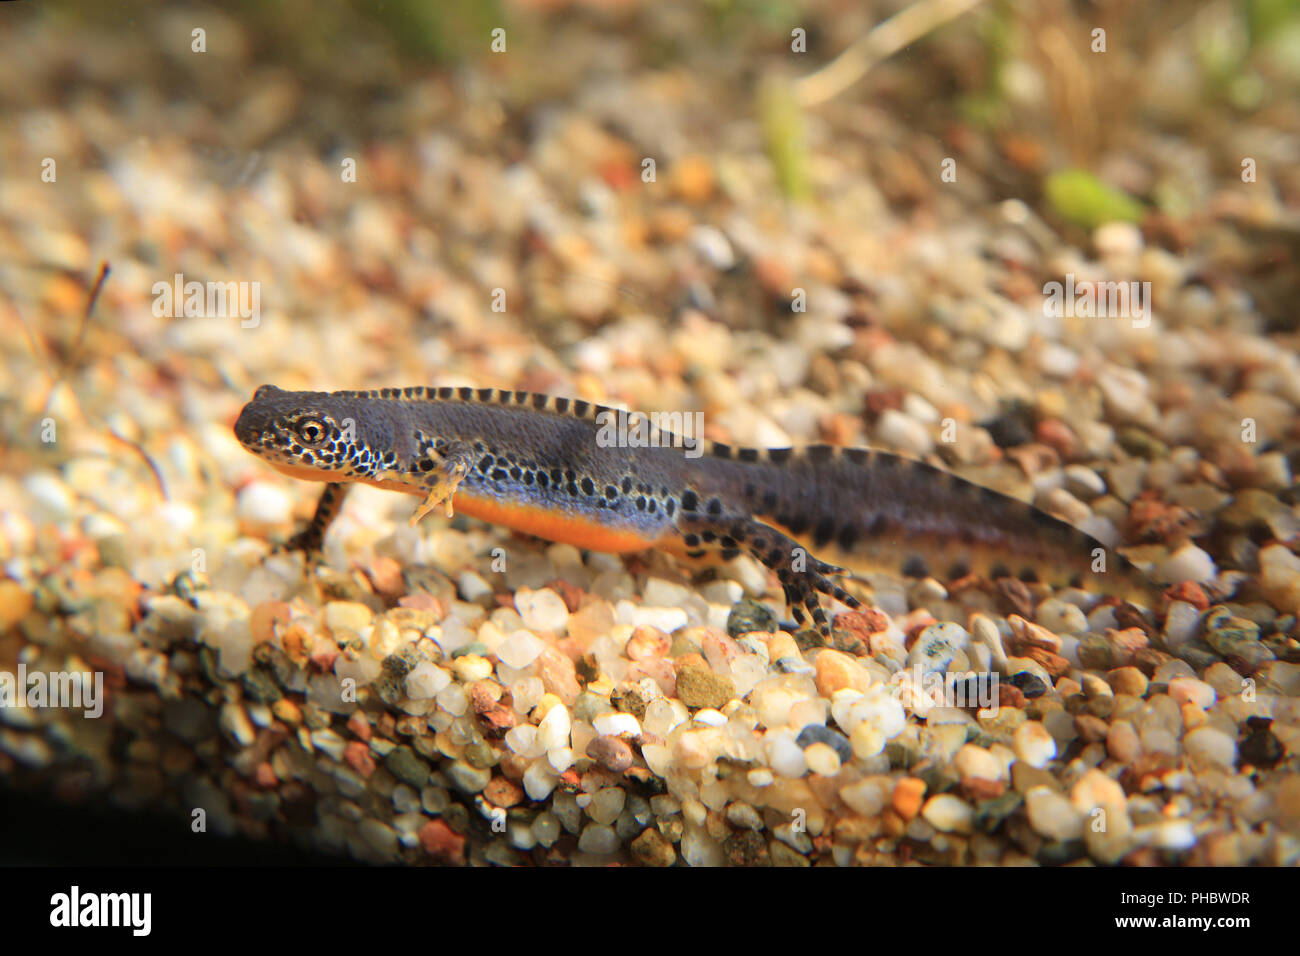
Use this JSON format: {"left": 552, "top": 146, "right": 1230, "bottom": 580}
{"left": 282, "top": 482, "right": 351, "bottom": 553}
{"left": 674, "top": 510, "right": 861, "bottom": 635}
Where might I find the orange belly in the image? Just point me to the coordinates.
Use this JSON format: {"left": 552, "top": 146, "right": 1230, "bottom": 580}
{"left": 451, "top": 492, "right": 658, "bottom": 554}
{"left": 265, "top": 461, "right": 662, "bottom": 554}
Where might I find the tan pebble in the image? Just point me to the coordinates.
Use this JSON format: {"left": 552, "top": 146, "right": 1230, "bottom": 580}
{"left": 1013, "top": 720, "right": 1056, "bottom": 768}
{"left": 1108, "top": 628, "right": 1149, "bottom": 666}
{"left": 954, "top": 744, "right": 1001, "bottom": 782}
{"left": 804, "top": 742, "right": 842, "bottom": 776}
{"left": 363, "top": 557, "right": 406, "bottom": 598}
{"left": 850, "top": 720, "right": 885, "bottom": 759}
{"left": 673, "top": 730, "right": 714, "bottom": 770}
{"left": 587, "top": 735, "right": 634, "bottom": 773}
{"left": 1070, "top": 767, "right": 1126, "bottom": 811}
{"left": 814, "top": 648, "right": 872, "bottom": 696}
{"left": 1074, "top": 714, "right": 1110, "bottom": 743}
{"left": 630, "top": 827, "right": 677, "bottom": 866}
{"left": 1180, "top": 702, "right": 1208, "bottom": 731}
{"left": 271, "top": 699, "right": 302, "bottom": 725}
{"left": 250, "top": 600, "right": 291, "bottom": 643}
{"left": 323, "top": 600, "right": 373, "bottom": 635}
{"left": 921, "top": 794, "right": 974, "bottom": 833}
{"left": 537, "top": 647, "right": 581, "bottom": 704}
{"left": 452, "top": 655, "right": 493, "bottom": 682}
{"left": 1106, "top": 721, "right": 1141, "bottom": 762}
{"left": 674, "top": 662, "right": 735, "bottom": 710}
{"left": 766, "top": 633, "right": 801, "bottom": 662}
{"left": 0, "top": 580, "right": 33, "bottom": 631}
{"left": 1055, "top": 677, "right": 1082, "bottom": 698}
{"left": 1106, "top": 666, "right": 1148, "bottom": 697}
{"left": 1081, "top": 673, "right": 1113, "bottom": 698}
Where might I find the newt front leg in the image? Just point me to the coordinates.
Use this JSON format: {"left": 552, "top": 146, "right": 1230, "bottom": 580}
{"left": 400, "top": 440, "right": 477, "bottom": 525}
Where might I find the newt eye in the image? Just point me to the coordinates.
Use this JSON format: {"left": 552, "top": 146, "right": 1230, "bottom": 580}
{"left": 295, "top": 418, "right": 327, "bottom": 446}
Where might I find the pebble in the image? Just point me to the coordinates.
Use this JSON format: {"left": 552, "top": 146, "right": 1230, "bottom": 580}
{"left": 1013, "top": 721, "right": 1056, "bottom": 768}
{"left": 954, "top": 744, "right": 1002, "bottom": 782}
{"left": 839, "top": 777, "right": 888, "bottom": 816}
{"left": 587, "top": 735, "right": 634, "bottom": 772}
{"left": 497, "top": 630, "right": 544, "bottom": 669}
{"left": 405, "top": 661, "right": 451, "bottom": 700}
{"left": 767, "top": 734, "right": 808, "bottom": 778}
{"left": 1024, "top": 786, "right": 1086, "bottom": 841}
{"left": 523, "top": 760, "right": 559, "bottom": 800}
{"left": 892, "top": 777, "right": 926, "bottom": 819}
{"left": 323, "top": 601, "right": 373, "bottom": 636}
{"left": 1161, "top": 600, "right": 1201, "bottom": 649}
{"left": 1063, "top": 465, "right": 1107, "bottom": 499}
{"left": 876, "top": 408, "right": 933, "bottom": 457}
{"left": 515, "top": 587, "right": 569, "bottom": 633}
{"left": 803, "top": 741, "right": 843, "bottom": 776}
{"left": 593, "top": 711, "right": 641, "bottom": 737}
{"left": 921, "top": 794, "right": 974, "bottom": 833}
{"left": 578, "top": 824, "right": 620, "bottom": 855}
{"left": 536, "top": 702, "right": 571, "bottom": 751}
{"left": 1166, "top": 676, "right": 1215, "bottom": 710}
{"left": 236, "top": 481, "right": 292, "bottom": 525}
{"left": 1183, "top": 726, "right": 1236, "bottom": 768}
{"left": 795, "top": 723, "right": 852, "bottom": 763}
{"left": 1157, "top": 543, "right": 1217, "bottom": 585}
{"left": 1035, "top": 598, "right": 1087, "bottom": 635}
{"left": 675, "top": 662, "right": 735, "bottom": 709}
{"left": 1106, "top": 666, "right": 1148, "bottom": 697}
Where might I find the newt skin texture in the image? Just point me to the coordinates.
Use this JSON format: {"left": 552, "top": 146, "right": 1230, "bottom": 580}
{"left": 234, "top": 385, "right": 1158, "bottom": 633}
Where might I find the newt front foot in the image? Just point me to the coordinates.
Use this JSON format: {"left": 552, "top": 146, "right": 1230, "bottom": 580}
{"left": 407, "top": 442, "right": 476, "bottom": 525}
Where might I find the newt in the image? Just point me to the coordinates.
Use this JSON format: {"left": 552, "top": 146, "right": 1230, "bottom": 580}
{"left": 234, "top": 384, "right": 1158, "bottom": 633}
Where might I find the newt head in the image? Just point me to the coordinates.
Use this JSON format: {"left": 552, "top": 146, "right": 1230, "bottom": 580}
{"left": 235, "top": 384, "right": 388, "bottom": 481}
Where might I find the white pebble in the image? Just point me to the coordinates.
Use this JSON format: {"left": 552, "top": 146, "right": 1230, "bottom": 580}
{"left": 693, "top": 708, "right": 727, "bottom": 727}
{"left": 577, "top": 823, "right": 620, "bottom": 855}
{"left": 1166, "top": 676, "right": 1215, "bottom": 710}
{"left": 497, "top": 630, "right": 544, "bottom": 669}
{"left": 1013, "top": 721, "right": 1057, "bottom": 768}
{"left": 515, "top": 587, "right": 569, "bottom": 632}
{"left": 546, "top": 746, "right": 574, "bottom": 774}
{"left": 876, "top": 409, "right": 933, "bottom": 457}
{"left": 1063, "top": 464, "right": 1107, "bottom": 499}
{"left": 954, "top": 744, "right": 1001, "bottom": 781}
{"left": 457, "top": 571, "right": 494, "bottom": 603}
{"left": 506, "top": 724, "right": 542, "bottom": 758}
{"left": 593, "top": 711, "right": 641, "bottom": 737}
{"left": 1024, "top": 787, "right": 1085, "bottom": 841}
{"left": 922, "top": 794, "right": 974, "bottom": 833}
{"left": 536, "top": 703, "right": 572, "bottom": 750}
{"left": 1161, "top": 601, "right": 1200, "bottom": 649}
{"left": 523, "top": 759, "right": 558, "bottom": 800}
{"left": 404, "top": 661, "right": 451, "bottom": 700}
{"left": 1158, "top": 543, "right": 1217, "bottom": 584}
{"left": 236, "top": 481, "right": 292, "bottom": 525}
{"left": 1183, "top": 726, "right": 1236, "bottom": 768}
{"left": 767, "top": 734, "right": 808, "bottom": 778}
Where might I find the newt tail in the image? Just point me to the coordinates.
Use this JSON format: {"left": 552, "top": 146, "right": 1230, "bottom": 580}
{"left": 234, "top": 385, "right": 1160, "bottom": 633}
